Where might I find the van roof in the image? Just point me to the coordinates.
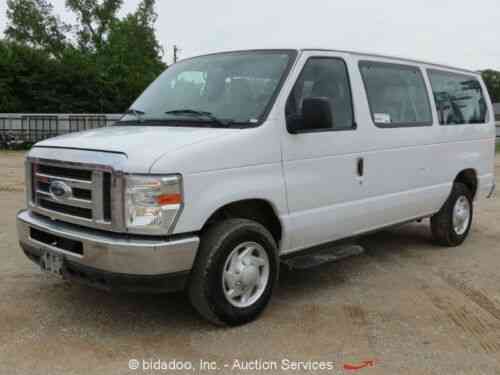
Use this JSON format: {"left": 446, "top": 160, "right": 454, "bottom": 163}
{"left": 184, "top": 48, "right": 480, "bottom": 76}
{"left": 300, "top": 48, "right": 479, "bottom": 75}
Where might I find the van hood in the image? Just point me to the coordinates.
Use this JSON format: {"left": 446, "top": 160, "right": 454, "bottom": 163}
{"left": 35, "top": 125, "right": 237, "bottom": 173}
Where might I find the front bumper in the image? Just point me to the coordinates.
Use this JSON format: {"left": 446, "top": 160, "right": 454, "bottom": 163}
{"left": 17, "top": 210, "right": 199, "bottom": 292}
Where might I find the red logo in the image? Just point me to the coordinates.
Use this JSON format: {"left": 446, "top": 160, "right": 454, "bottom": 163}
{"left": 343, "top": 360, "right": 376, "bottom": 371}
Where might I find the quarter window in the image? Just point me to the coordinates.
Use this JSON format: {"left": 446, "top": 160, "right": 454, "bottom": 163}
{"left": 427, "top": 70, "right": 487, "bottom": 125}
{"left": 286, "top": 58, "right": 355, "bottom": 132}
{"left": 359, "top": 61, "right": 432, "bottom": 127}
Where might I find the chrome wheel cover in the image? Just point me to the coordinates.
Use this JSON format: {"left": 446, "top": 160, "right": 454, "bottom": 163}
{"left": 222, "top": 241, "right": 270, "bottom": 308}
{"left": 453, "top": 195, "right": 471, "bottom": 236}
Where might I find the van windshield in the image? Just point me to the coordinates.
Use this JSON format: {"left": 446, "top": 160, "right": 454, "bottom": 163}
{"left": 119, "top": 50, "right": 296, "bottom": 127}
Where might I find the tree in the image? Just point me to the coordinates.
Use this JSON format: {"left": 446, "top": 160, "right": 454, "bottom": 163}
{"left": 97, "top": 10, "right": 165, "bottom": 110}
{"left": 5, "top": 0, "right": 71, "bottom": 57}
{"left": 482, "top": 69, "right": 500, "bottom": 103}
{"left": 0, "top": 39, "right": 105, "bottom": 112}
{"left": 2, "top": 0, "right": 166, "bottom": 113}
{"left": 65, "top": 0, "right": 123, "bottom": 51}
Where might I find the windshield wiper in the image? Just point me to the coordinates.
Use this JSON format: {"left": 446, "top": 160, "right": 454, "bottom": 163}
{"left": 123, "top": 108, "right": 146, "bottom": 122}
{"left": 165, "top": 109, "right": 232, "bottom": 127}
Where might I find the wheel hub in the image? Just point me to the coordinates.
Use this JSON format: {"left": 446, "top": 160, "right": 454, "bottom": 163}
{"left": 239, "top": 263, "right": 259, "bottom": 289}
{"left": 222, "top": 241, "right": 270, "bottom": 308}
{"left": 453, "top": 195, "right": 471, "bottom": 236}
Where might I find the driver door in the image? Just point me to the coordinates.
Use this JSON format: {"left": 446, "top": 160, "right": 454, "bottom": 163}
{"left": 281, "top": 52, "right": 368, "bottom": 252}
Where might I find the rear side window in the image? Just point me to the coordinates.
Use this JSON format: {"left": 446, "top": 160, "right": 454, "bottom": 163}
{"left": 427, "top": 70, "right": 487, "bottom": 125}
{"left": 286, "top": 57, "right": 355, "bottom": 132}
{"left": 359, "top": 61, "right": 432, "bottom": 127}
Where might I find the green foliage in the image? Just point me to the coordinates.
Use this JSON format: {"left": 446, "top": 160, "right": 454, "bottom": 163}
{"left": 481, "top": 69, "right": 500, "bottom": 103}
{"left": 65, "top": 0, "right": 123, "bottom": 51}
{"left": 5, "top": 0, "right": 70, "bottom": 56}
{"left": 1, "top": 0, "right": 166, "bottom": 113}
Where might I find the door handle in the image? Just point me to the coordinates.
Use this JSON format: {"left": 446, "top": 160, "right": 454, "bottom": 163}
{"left": 357, "top": 157, "right": 364, "bottom": 177}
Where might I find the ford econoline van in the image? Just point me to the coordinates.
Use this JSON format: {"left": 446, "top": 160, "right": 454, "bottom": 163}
{"left": 17, "top": 49, "right": 496, "bottom": 325}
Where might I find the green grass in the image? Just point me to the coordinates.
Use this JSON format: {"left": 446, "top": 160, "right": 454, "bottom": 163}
{"left": 496, "top": 143, "right": 500, "bottom": 153}
{"left": 0, "top": 150, "right": 28, "bottom": 159}
{"left": 0, "top": 149, "right": 27, "bottom": 154}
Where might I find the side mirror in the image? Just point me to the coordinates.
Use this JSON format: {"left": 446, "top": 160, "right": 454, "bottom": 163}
{"left": 286, "top": 114, "right": 303, "bottom": 134}
{"left": 302, "top": 97, "right": 334, "bottom": 131}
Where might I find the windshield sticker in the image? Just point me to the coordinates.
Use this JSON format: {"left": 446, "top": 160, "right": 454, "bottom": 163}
{"left": 374, "top": 113, "right": 391, "bottom": 124}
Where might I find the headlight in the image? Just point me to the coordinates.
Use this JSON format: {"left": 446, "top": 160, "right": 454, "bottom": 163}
{"left": 125, "top": 174, "right": 183, "bottom": 234}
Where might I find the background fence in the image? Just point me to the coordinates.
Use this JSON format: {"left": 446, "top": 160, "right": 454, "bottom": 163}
{"left": 0, "top": 113, "right": 121, "bottom": 149}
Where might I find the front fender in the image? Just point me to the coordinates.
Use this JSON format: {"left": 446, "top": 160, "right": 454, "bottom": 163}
{"left": 173, "top": 163, "right": 288, "bottom": 235}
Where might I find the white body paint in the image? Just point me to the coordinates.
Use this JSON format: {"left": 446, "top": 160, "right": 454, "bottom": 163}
{"left": 32, "top": 49, "right": 497, "bottom": 256}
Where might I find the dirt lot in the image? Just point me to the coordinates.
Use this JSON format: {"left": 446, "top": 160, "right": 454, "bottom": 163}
{"left": 1, "top": 151, "right": 500, "bottom": 375}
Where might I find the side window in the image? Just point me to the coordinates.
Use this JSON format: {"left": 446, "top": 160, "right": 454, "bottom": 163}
{"left": 359, "top": 61, "right": 432, "bottom": 127}
{"left": 427, "top": 70, "right": 487, "bottom": 125}
{"left": 286, "top": 57, "right": 355, "bottom": 132}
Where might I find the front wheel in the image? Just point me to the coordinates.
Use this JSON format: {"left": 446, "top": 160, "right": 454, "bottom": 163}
{"left": 431, "top": 182, "right": 473, "bottom": 246}
{"left": 188, "top": 219, "right": 279, "bottom": 326}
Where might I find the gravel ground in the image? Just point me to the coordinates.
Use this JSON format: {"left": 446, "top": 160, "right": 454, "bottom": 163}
{"left": 1, "top": 151, "right": 500, "bottom": 375}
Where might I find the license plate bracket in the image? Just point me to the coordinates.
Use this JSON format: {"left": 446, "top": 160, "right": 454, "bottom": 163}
{"left": 40, "top": 250, "right": 64, "bottom": 278}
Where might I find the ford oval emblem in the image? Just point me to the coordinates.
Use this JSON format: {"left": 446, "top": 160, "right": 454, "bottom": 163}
{"left": 49, "top": 181, "right": 72, "bottom": 200}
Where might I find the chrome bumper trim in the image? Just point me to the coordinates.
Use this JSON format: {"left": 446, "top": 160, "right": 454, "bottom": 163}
{"left": 17, "top": 210, "right": 199, "bottom": 276}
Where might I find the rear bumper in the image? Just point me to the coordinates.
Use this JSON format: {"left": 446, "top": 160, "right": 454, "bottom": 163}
{"left": 17, "top": 210, "right": 199, "bottom": 292}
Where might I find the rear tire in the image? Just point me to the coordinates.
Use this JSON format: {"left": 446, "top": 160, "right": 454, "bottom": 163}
{"left": 188, "top": 219, "right": 279, "bottom": 326}
{"left": 431, "top": 182, "right": 473, "bottom": 247}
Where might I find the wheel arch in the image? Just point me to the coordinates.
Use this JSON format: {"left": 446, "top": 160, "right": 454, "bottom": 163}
{"left": 454, "top": 169, "right": 478, "bottom": 200}
{"left": 201, "top": 198, "right": 283, "bottom": 247}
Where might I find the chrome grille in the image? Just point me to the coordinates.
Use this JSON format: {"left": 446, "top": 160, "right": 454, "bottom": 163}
{"left": 27, "top": 160, "right": 116, "bottom": 230}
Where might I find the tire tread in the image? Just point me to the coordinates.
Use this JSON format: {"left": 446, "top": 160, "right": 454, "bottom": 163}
{"left": 188, "top": 219, "right": 277, "bottom": 326}
{"left": 431, "top": 182, "right": 472, "bottom": 247}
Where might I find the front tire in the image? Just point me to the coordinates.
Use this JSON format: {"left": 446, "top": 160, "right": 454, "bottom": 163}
{"left": 188, "top": 219, "right": 279, "bottom": 326}
{"left": 431, "top": 182, "right": 473, "bottom": 247}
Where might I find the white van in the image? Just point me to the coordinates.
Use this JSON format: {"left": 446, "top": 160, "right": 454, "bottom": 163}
{"left": 17, "top": 49, "right": 496, "bottom": 325}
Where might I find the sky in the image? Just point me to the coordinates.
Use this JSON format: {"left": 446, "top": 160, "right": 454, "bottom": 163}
{"left": 0, "top": 0, "right": 499, "bottom": 70}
